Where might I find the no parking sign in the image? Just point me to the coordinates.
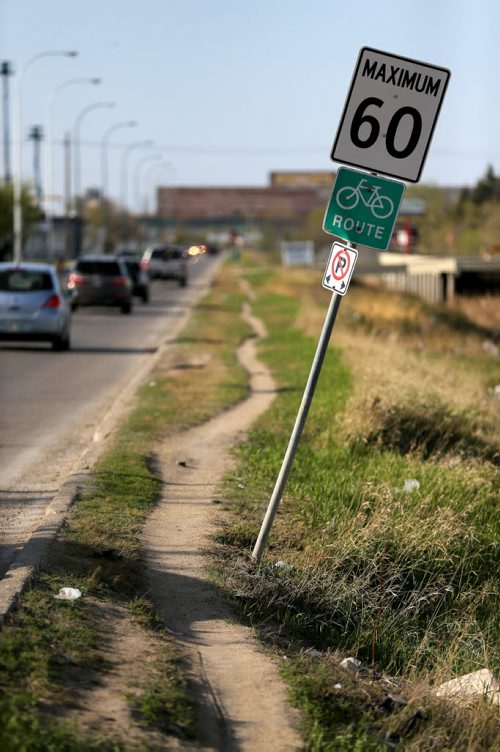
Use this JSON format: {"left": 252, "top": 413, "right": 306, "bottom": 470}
{"left": 322, "top": 242, "right": 358, "bottom": 295}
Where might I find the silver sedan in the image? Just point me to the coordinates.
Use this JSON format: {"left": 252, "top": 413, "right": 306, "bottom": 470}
{"left": 0, "top": 262, "right": 71, "bottom": 351}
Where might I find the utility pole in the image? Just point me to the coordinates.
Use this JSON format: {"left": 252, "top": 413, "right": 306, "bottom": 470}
{"left": 63, "top": 131, "right": 71, "bottom": 216}
{"left": 63, "top": 131, "right": 72, "bottom": 259}
{"left": 1, "top": 61, "right": 13, "bottom": 184}
{"left": 29, "top": 125, "right": 43, "bottom": 204}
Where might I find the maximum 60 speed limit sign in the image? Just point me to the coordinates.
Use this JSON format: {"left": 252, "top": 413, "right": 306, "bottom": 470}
{"left": 331, "top": 47, "right": 450, "bottom": 182}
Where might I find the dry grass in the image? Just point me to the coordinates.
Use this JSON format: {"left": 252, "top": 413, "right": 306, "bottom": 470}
{"left": 455, "top": 293, "right": 500, "bottom": 331}
{"left": 281, "top": 650, "right": 500, "bottom": 752}
{"left": 285, "top": 273, "right": 500, "bottom": 453}
{"left": 218, "top": 251, "right": 500, "bottom": 750}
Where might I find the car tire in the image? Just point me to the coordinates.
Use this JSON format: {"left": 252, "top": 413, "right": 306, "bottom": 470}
{"left": 121, "top": 302, "right": 132, "bottom": 314}
{"left": 52, "top": 332, "right": 71, "bottom": 351}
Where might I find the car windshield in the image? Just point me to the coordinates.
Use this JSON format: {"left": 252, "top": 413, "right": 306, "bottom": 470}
{"left": 0, "top": 269, "right": 53, "bottom": 292}
{"left": 77, "top": 261, "right": 121, "bottom": 275}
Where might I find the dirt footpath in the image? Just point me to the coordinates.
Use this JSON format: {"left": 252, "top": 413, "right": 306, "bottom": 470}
{"left": 144, "top": 296, "right": 302, "bottom": 751}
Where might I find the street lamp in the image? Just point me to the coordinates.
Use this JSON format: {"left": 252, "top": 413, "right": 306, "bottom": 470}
{"left": 119, "top": 139, "right": 153, "bottom": 210}
{"left": 100, "top": 120, "right": 137, "bottom": 203}
{"left": 72, "top": 100, "right": 115, "bottom": 214}
{"left": 132, "top": 154, "right": 163, "bottom": 245}
{"left": 44, "top": 76, "right": 101, "bottom": 223}
{"left": 28, "top": 125, "right": 43, "bottom": 202}
{"left": 100, "top": 120, "right": 137, "bottom": 249}
{"left": 12, "top": 49, "right": 78, "bottom": 263}
{"left": 139, "top": 162, "right": 175, "bottom": 247}
{"left": 143, "top": 160, "right": 175, "bottom": 215}
{"left": 132, "top": 153, "right": 162, "bottom": 213}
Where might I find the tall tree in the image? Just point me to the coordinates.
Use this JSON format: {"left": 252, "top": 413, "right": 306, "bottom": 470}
{"left": 471, "top": 164, "right": 500, "bottom": 204}
{"left": 0, "top": 182, "right": 40, "bottom": 260}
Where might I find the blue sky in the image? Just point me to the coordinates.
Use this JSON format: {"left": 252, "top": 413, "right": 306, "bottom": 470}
{"left": 1, "top": 0, "right": 498, "bottom": 211}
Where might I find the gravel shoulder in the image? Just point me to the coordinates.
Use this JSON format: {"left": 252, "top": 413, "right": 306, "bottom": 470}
{"left": 144, "top": 298, "right": 302, "bottom": 751}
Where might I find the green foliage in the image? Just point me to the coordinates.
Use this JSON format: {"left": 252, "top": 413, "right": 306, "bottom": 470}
{"left": 0, "top": 182, "right": 40, "bottom": 259}
{"left": 441, "top": 165, "right": 500, "bottom": 254}
{"left": 470, "top": 164, "right": 500, "bottom": 205}
{"left": 82, "top": 200, "right": 140, "bottom": 254}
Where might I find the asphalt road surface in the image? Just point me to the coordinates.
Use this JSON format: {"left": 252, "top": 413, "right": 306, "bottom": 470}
{"left": 0, "top": 253, "right": 219, "bottom": 576}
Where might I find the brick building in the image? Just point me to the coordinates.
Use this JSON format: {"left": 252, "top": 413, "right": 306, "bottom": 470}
{"left": 156, "top": 172, "right": 336, "bottom": 228}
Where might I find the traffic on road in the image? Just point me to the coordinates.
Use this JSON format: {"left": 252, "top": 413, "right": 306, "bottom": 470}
{"left": 0, "top": 242, "right": 216, "bottom": 353}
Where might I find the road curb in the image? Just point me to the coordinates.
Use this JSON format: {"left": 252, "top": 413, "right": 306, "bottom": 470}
{"left": 0, "top": 471, "right": 86, "bottom": 626}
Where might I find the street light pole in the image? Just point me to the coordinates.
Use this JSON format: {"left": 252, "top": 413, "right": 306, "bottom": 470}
{"left": 141, "top": 161, "right": 174, "bottom": 245}
{"left": 44, "top": 77, "right": 101, "bottom": 223}
{"left": 28, "top": 125, "right": 43, "bottom": 202}
{"left": 73, "top": 100, "right": 115, "bottom": 215}
{"left": 100, "top": 120, "right": 137, "bottom": 251}
{"left": 119, "top": 139, "right": 153, "bottom": 210}
{"left": 12, "top": 49, "right": 77, "bottom": 263}
{"left": 132, "top": 154, "right": 163, "bottom": 240}
{"left": 132, "top": 153, "right": 162, "bottom": 213}
{"left": 143, "top": 160, "right": 174, "bottom": 215}
{"left": 1, "top": 61, "right": 13, "bottom": 184}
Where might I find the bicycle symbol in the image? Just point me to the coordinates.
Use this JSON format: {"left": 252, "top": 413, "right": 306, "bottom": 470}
{"left": 336, "top": 178, "right": 394, "bottom": 219}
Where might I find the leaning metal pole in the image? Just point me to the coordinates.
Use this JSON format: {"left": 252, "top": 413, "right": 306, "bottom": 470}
{"left": 252, "top": 289, "right": 343, "bottom": 564}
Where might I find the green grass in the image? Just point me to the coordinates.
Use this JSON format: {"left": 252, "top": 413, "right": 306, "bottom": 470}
{"left": 0, "top": 443, "right": 190, "bottom": 750}
{"left": 1, "top": 252, "right": 498, "bottom": 750}
{"left": 127, "top": 641, "right": 194, "bottom": 736}
{"left": 281, "top": 650, "right": 500, "bottom": 751}
{"left": 0, "top": 265, "right": 251, "bottom": 750}
{"left": 215, "top": 253, "right": 500, "bottom": 750}
{"left": 0, "top": 580, "right": 124, "bottom": 751}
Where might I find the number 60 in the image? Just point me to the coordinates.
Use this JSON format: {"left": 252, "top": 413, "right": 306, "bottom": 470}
{"left": 350, "top": 97, "right": 422, "bottom": 159}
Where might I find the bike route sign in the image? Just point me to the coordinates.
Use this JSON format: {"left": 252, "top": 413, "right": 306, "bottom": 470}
{"left": 331, "top": 47, "right": 450, "bottom": 182}
{"left": 323, "top": 167, "right": 405, "bottom": 250}
{"left": 322, "top": 241, "right": 358, "bottom": 295}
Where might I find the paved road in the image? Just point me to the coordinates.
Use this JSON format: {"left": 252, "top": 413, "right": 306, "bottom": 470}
{"left": 0, "top": 254, "right": 219, "bottom": 576}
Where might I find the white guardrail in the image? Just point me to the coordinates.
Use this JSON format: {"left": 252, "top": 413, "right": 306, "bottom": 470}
{"left": 352, "top": 251, "right": 500, "bottom": 304}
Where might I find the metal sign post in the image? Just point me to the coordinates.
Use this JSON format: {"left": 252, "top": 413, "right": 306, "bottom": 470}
{"left": 252, "top": 47, "right": 449, "bottom": 564}
{"left": 252, "top": 244, "right": 356, "bottom": 564}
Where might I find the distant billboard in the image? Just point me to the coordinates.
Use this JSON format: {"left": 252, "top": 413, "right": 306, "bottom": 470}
{"left": 270, "top": 171, "right": 335, "bottom": 189}
{"left": 399, "top": 198, "right": 427, "bottom": 215}
{"left": 281, "top": 241, "right": 315, "bottom": 266}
